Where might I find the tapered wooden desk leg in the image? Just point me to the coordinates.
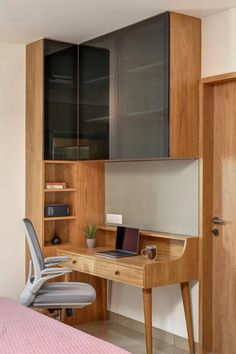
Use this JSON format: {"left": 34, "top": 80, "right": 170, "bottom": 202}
{"left": 143, "top": 288, "right": 152, "bottom": 354}
{"left": 101, "top": 278, "right": 108, "bottom": 320}
{"left": 180, "top": 282, "right": 195, "bottom": 354}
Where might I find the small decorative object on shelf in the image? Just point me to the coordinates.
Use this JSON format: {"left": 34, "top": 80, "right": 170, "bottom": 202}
{"left": 44, "top": 204, "right": 70, "bottom": 217}
{"left": 45, "top": 182, "right": 67, "bottom": 190}
{"left": 51, "top": 234, "right": 62, "bottom": 245}
{"left": 83, "top": 224, "right": 98, "bottom": 248}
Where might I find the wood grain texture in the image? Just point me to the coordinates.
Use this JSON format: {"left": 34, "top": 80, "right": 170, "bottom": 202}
{"left": 199, "top": 72, "right": 236, "bottom": 354}
{"left": 25, "top": 160, "right": 44, "bottom": 277}
{"left": 143, "top": 288, "right": 153, "bottom": 354}
{"left": 201, "top": 71, "right": 236, "bottom": 84}
{"left": 199, "top": 82, "right": 214, "bottom": 354}
{"left": 180, "top": 282, "right": 195, "bottom": 353}
{"left": 76, "top": 161, "right": 105, "bottom": 247}
{"left": 43, "top": 161, "right": 78, "bottom": 246}
{"left": 57, "top": 233, "right": 199, "bottom": 288}
{"left": 98, "top": 224, "right": 195, "bottom": 240}
{"left": 26, "top": 39, "right": 44, "bottom": 161}
{"left": 144, "top": 237, "right": 198, "bottom": 288}
{"left": 26, "top": 160, "right": 44, "bottom": 246}
{"left": 212, "top": 82, "right": 236, "bottom": 354}
{"left": 169, "top": 12, "right": 201, "bottom": 158}
{"left": 96, "top": 259, "right": 144, "bottom": 287}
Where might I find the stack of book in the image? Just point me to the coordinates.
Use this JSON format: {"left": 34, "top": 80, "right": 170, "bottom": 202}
{"left": 45, "top": 182, "right": 67, "bottom": 190}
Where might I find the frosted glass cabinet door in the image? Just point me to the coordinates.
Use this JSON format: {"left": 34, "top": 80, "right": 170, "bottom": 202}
{"left": 44, "top": 39, "right": 78, "bottom": 160}
{"left": 79, "top": 12, "right": 169, "bottom": 160}
{"left": 79, "top": 45, "right": 110, "bottom": 160}
{"left": 117, "top": 13, "right": 169, "bottom": 159}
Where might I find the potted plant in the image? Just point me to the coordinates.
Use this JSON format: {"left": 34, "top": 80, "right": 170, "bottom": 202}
{"left": 83, "top": 224, "right": 98, "bottom": 248}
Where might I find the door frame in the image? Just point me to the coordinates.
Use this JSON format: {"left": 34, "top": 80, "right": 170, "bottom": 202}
{"left": 199, "top": 71, "right": 236, "bottom": 354}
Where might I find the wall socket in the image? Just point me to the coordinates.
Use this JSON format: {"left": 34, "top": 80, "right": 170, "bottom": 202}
{"left": 106, "top": 213, "right": 123, "bottom": 225}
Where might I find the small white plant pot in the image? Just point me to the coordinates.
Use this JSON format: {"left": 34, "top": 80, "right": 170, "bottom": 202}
{"left": 86, "top": 238, "right": 96, "bottom": 248}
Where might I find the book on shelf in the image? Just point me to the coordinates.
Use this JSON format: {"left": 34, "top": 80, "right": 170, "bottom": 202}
{"left": 45, "top": 182, "right": 67, "bottom": 190}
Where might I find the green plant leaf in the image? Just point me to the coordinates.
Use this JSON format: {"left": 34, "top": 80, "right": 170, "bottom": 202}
{"left": 83, "top": 224, "right": 98, "bottom": 239}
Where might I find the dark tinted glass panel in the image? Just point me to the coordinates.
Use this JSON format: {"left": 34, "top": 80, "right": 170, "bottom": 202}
{"left": 116, "top": 226, "right": 139, "bottom": 252}
{"left": 44, "top": 40, "right": 78, "bottom": 160}
{"left": 79, "top": 45, "right": 110, "bottom": 160}
{"left": 117, "top": 13, "right": 169, "bottom": 159}
{"left": 80, "top": 12, "right": 169, "bottom": 160}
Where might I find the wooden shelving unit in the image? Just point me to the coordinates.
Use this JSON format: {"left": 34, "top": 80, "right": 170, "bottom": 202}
{"left": 44, "top": 216, "right": 77, "bottom": 221}
{"left": 43, "top": 161, "right": 78, "bottom": 250}
{"left": 44, "top": 241, "right": 70, "bottom": 248}
{"left": 44, "top": 188, "right": 77, "bottom": 192}
{"left": 26, "top": 12, "right": 201, "bottom": 327}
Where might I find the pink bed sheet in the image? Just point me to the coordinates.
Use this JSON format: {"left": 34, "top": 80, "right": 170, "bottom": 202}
{"left": 0, "top": 298, "right": 131, "bottom": 354}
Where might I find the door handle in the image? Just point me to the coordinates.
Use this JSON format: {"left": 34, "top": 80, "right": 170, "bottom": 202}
{"left": 212, "top": 216, "right": 225, "bottom": 225}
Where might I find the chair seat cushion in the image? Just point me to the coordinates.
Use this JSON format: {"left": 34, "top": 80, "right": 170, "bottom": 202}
{"left": 33, "top": 282, "right": 96, "bottom": 308}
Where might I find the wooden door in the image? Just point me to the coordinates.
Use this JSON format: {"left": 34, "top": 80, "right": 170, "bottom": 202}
{"left": 212, "top": 81, "right": 236, "bottom": 354}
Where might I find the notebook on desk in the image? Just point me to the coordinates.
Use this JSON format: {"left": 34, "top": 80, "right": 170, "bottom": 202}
{"left": 96, "top": 226, "right": 140, "bottom": 258}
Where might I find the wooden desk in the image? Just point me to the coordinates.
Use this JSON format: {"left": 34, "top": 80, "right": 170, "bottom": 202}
{"left": 57, "top": 232, "right": 198, "bottom": 354}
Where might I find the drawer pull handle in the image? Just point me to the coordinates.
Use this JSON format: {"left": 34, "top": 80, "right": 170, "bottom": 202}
{"left": 115, "top": 270, "right": 120, "bottom": 275}
{"left": 72, "top": 260, "right": 77, "bottom": 264}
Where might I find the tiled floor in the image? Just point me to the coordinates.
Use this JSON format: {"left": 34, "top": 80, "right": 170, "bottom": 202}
{"left": 77, "top": 321, "right": 190, "bottom": 354}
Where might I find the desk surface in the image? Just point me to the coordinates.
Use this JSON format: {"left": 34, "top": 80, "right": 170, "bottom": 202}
{"left": 58, "top": 234, "right": 199, "bottom": 288}
{"left": 59, "top": 246, "right": 179, "bottom": 270}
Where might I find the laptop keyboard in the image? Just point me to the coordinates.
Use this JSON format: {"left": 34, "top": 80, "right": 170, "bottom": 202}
{"left": 108, "top": 250, "right": 132, "bottom": 256}
{"left": 97, "top": 250, "right": 134, "bottom": 257}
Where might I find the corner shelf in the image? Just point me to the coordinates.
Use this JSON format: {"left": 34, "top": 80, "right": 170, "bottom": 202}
{"left": 98, "top": 225, "right": 196, "bottom": 240}
{"left": 44, "top": 160, "right": 77, "bottom": 164}
{"left": 44, "top": 241, "right": 70, "bottom": 248}
{"left": 44, "top": 188, "right": 77, "bottom": 193}
{"left": 44, "top": 216, "right": 77, "bottom": 221}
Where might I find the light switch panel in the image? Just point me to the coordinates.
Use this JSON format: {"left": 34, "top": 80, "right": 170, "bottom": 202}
{"left": 106, "top": 213, "right": 123, "bottom": 224}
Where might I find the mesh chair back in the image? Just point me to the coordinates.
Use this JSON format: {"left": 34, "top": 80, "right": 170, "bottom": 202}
{"left": 22, "top": 218, "right": 44, "bottom": 276}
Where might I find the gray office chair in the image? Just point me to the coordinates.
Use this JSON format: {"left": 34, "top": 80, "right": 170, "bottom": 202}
{"left": 20, "top": 218, "right": 96, "bottom": 313}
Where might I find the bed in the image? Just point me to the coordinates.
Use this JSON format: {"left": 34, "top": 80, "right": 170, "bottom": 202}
{"left": 0, "top": 298, "right": 130, "bottom": 354}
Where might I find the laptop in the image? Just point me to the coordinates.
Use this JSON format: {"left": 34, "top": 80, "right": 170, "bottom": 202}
{"left": 96, "top": 226, "right": 140, "bottom": 258}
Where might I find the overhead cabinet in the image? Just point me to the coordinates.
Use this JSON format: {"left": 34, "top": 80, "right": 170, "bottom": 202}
{"left": 79, "top": 13, "right": 169, "bottom": 160}
{"left": 44, "top": 40, "right": 78, "bottom": 160}
{"left": 26, "top": 12, "right": 201, "bottom": 161}
{"left": 79, "top": 12, "right": 201, "bottom": 160}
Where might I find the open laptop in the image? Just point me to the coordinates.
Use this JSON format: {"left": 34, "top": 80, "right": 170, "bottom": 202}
{"left": 96, "top": 226, "right": 140, "bottom": 258}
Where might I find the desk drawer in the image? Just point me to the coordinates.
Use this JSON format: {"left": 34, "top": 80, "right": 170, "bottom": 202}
{"left": 62, "top": 256, "right": 95, "bottom": 274}
{"left": 96, "top": 260, "right": 143, "bottom": 287}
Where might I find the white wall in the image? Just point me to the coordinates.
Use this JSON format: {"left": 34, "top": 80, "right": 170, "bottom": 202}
{"left": 109, "top": 282, "right": 199, "bottom": 339}
{"left": 106, "top": 161, "right": 199, "bottom": 340}
{"left": 202, "top": 7, "right": 236, "bottom": 77}
{"left": 2, "top": 4, "right": 234, "bottom": 335}
{"left": 105, "top": 160, "right": 199, "bottom": 236}
{"left": 0, "top": 42, "right": 25, "bottom": 300}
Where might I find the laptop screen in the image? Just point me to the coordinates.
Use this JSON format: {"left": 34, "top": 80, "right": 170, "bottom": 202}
{"left": 116, "top": 226, "right": 139, "bottom": 253}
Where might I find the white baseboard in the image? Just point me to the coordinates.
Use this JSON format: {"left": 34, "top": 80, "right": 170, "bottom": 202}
{"left": 108, "top": 311, "right": 199, "bottom": 353}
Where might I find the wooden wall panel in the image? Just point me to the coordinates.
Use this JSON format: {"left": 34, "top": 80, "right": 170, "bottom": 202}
{"left": 26, "top": 39, "right": 44, "bottom": 161}
{"left": 75, "top": 161, "right": 105, "bottom": 247}
{"left": 25, "top": 160, "right": 44, "bottom": 246}
{"left": 199, "top": 83, "right": 214, "bottom": 354}
{"left": 199, "top": 72, "right": 236, "bottom": 353}
{"left": 169, "top": 12, "right": 201, "bottom": 158}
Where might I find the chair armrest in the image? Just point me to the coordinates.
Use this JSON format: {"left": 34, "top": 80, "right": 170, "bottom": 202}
{"left": 44, "top": 256, "right": 71, "bottom": 267}
{"left": 41, "top": 267, "right": 72, "bottom": 275}
{"left": 31, "top": 267, "right": 72, "bottom": 294}
{"left": 44, "top": 256, "right": 71, "bottom": 263}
